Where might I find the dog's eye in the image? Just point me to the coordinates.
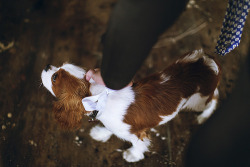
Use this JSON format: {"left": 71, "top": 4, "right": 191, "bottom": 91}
{"left": 52, "top": 73, "right": 58, "bottom": 82}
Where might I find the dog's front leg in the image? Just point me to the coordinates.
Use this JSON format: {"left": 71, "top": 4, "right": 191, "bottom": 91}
{"left": 123, "top": 137, "right": 151, "bottom": 162}
{"left": 89, "top": 125, "right": 113, "bottom": 142}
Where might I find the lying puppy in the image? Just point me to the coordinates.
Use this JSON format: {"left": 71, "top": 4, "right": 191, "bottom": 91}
{"left": 41, "top": 49, "right": 221, "bottom": 162}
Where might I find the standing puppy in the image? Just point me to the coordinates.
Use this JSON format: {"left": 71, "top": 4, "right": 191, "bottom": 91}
{"left": 41, "top": 49, "right": 221, "bottom": 162}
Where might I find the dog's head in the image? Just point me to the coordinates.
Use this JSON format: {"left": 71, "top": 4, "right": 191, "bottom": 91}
{"left": 41, "top": 63, "right": 91, "bottom": 129}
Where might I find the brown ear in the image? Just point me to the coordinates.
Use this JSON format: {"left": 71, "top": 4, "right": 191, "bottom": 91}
{"left": 53, "top": 96, "right": 84, "bottom": 130}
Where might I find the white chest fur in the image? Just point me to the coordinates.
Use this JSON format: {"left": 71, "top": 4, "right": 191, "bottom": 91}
{"left": 89, "top": 85, "right": 135, "bottom": 139}
{"left": 89, "top": 86, "right": 150, "bottom": 162}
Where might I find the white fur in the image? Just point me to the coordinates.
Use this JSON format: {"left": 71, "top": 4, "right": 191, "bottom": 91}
{"left": 96, "top": 87, "right": 136, "bottom": 140}
{"left": 123, "top": 137, "right": 150, "bottom": 162}
{"left": 182, "top": 93, "right": 210, "bottom": 111}
{"left": 41, "top": 60, "right": 219, "bottom": 163}
{"left": 182, "top": 88, "right": 219, "bottom": 124}
{"left": 42, "top": 64, "right": 147, "bottom": 162}
{"left": 197, "top": 88, "right": 219, "bottom": 124}
{"left": 177, "top": 49, "right": 203, "bottom": 63}
{"left": 41, "top": 63, "right": 85, "bottom": 96}
{"left": 160, "top": 73, "right": 170, "bottom": 84}
{"left": 89, "top": 125, "right": 113, "bottom": 142}
{"left": 203, "top": 56, "right": 219, "bottom": 75}
{"left": 91, "top": 86, "right": 151, "bottom": 162}
{"left": 176, "top": 49, "right": 219, "bottom": 76}
{"left": 214, "top": 87, "right": 219, "bottom": 97}
{"left": 89, "top": 83, "right": 105, "bottom": 96}
{"left": 41, "top": 65, "right": 59, "bottom": 96}
{"left": 159, "top": 98, "right": 186, "bottom": 125}
{"left": 197, "top": 99, "right": 217, "bottom": 124}
{"left": 61, "top": 63, "right": 86, "bottom": 79}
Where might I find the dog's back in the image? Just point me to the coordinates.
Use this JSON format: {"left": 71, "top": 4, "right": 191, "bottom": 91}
{"left": 124, "top": 49, "right": 221, "bottom": 138}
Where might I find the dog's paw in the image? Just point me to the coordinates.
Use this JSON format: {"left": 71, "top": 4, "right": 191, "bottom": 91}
{"left": 90, "top": 125, "right": 113, "bottom": 142}
{"left": 123, "top": 148, "right": 144, "bottom": 162}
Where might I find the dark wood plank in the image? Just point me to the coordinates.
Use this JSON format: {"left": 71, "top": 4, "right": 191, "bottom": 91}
{"left": 0, "top": 0, "right": 249, "bottom": 166}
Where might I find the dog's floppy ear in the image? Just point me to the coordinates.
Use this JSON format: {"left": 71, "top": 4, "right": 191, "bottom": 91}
{"left": 53, "top": 95, "right": 84, "bottom": 129}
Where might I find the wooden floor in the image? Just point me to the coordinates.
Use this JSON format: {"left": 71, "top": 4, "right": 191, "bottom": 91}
{"left": 0, "top": 0, "right": 249, "bottom": 166}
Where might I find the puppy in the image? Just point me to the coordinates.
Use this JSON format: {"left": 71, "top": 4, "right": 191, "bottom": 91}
{"left": 41, "top": 49, "right": 221, "bottom": 162}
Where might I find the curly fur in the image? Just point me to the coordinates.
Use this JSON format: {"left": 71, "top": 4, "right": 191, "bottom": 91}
{"left": 41, "top": 50, "right": 221, "bottom": 162}
{"left": 51, "top": 69, "right": 90, "bottom": 129}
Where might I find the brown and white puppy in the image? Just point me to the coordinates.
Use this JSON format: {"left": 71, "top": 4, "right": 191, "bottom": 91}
{"left": 41, "top": 49, "right": 221, "bottom": 162}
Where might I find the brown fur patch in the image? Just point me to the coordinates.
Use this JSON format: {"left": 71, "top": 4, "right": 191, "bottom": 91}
{"left": 52, "top": 69, "right": 90, "bottom": 129}
{"left": 124, "top": 54, "right": 221, "bottom": 139}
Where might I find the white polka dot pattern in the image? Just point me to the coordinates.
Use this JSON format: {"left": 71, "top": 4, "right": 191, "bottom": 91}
{"left": 215, "top": 0, "right": 250, "bottom": 56}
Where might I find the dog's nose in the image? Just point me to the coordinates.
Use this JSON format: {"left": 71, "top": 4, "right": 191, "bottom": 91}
{"left": 44, "top": 64, "right": 51, "bottom": 72}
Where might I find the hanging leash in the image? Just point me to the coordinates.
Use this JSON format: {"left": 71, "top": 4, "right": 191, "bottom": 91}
{"left": 215, "top": 0, "right": 250, "bottom": 56}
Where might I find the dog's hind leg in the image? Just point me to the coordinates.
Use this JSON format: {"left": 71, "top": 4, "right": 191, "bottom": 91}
{"left": 197, "top": 88, "right": 219, "bottom": 124}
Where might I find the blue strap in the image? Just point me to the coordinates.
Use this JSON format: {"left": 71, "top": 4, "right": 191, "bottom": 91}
{"left": 215, "top": 0, "right": 250, "bottom": 56}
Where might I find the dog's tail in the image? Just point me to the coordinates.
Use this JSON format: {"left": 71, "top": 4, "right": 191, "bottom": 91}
{"left": 177, "top": 49, "right": 220, "bottom": 76}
